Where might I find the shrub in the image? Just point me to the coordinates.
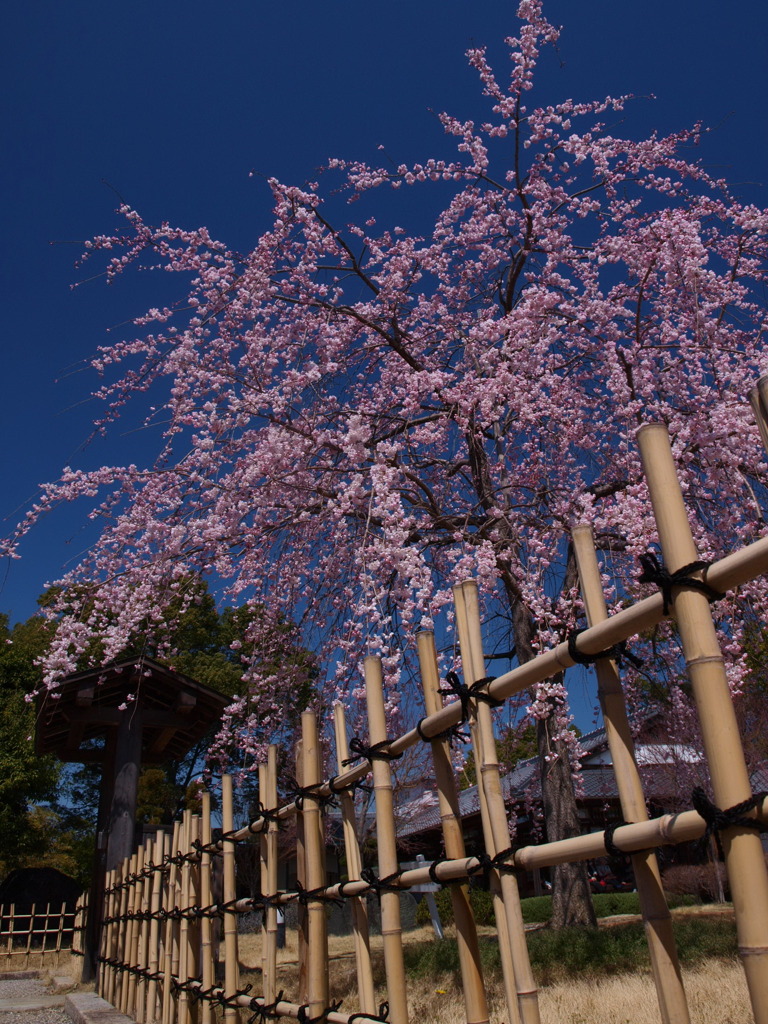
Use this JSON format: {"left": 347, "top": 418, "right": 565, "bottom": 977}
{"left": 662, "top": 863, "right": 729, "bottom": 903}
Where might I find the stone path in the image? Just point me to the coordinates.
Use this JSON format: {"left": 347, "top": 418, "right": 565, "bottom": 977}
{"left": 0, "top": 972, "right": 71, "bottom": 1024}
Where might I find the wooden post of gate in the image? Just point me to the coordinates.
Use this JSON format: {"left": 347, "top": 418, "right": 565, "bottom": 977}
{"left": 416, "top": 630, "right": 489, "bottom": 1024}
{"left": 333, "top": 703, "right": 376, "bottom": 1016}
{"left": 572, "top": 523, "right": 691, "bottom": 1024}
{"left": 301, "top": 712, "right": 330, "bottom": 1021}
{"left": 364, "top": 655, "right": 409, "bottom": 1024}
{"left": 221, "top": 774, "right": 241, "bottom": 1024}
{"left": 638, "top": 422, "right": 768, "bottom": 1024}
{"left": 455, "top": 581, "right": 539, "bottom": 1024}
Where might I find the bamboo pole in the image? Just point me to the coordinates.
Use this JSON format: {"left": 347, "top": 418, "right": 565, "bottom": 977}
{"left": 572, "top": 523, "right": 690, "bottom": 1024}
{"left": 97, "top": 874, "right": 112, "bottom": 999}
{"left": 221, "top": 774, "right": 241, "bottom": 1024}
{"left": 117, "top": 854, "right": 137, "bottom": 1014}
{"left": 147, "top": 832, "right": 166, "bottom": 1024}
{"left": 189, "top": 815, "right": 202, "bottom": 1024}
{"left": 136, "top": 837, "right": 154, "bottom": 1023}
{"left": 199, "top": 796, "right": 214, "bottom": 1024}
{"left": 126, "top": 846, "right": 145, "bottom": 1017}
{"left": 364, "top": 656, "right": 409, "bottom": 1024}
{"left": 416, "top": 630, "right": 489, "bottom": 1024}
{"left": 177, "top": 812, "right": 194, "bottom": 1024}
{"left": 105, "top": 868, "right": 122, "bottom": 1005}
{"left": 260, "top": 746, "right": 280, "bottom": 1007}
{"left": 295, "top": 737, "right": 309, "bottom": 1006}
{"left": 333, "top": 703, "right": 376, "bottom": 1016}
{"left": 301, "top": 711, "right": 330, "bottom": 1021}
{"left": 455, "top": 582, "right": 539, "bottom": 1024}
{"left": 638, "top": 422, "right": 768, "bottom": 1023}
{"left": 161, "top": 820, "right": 182, "bottom": 1024}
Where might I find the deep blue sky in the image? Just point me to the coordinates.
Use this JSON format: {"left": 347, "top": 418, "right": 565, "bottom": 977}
{"left": 2, "top": 2, "right": 767, "bottom": 722}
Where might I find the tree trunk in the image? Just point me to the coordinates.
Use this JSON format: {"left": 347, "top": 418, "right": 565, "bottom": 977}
{"left": 506, "top": 575, "right": 597, "bottom": 929}
{"left": 536, "top": 707, "right": 597, "bottom": 928}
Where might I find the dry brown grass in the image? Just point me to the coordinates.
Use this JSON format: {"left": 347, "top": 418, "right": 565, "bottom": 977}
{"left": 238, "top": 926, "right": 753, "bottom": 1023}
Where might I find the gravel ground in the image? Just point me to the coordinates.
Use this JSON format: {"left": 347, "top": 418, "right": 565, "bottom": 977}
{"left": 0, "top": 976, "right": 70, "bottom": 1024}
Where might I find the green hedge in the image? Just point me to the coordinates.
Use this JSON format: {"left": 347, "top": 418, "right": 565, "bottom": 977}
{"left": 403, "top": 914, "right": 737, "bottom": 983}
{"left": 414, "top": 887, "right": 697, "bottom": 928}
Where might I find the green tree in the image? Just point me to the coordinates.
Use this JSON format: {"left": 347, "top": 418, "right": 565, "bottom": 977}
{"left": 0, "top": 611, "right": 60, "bottom": 876}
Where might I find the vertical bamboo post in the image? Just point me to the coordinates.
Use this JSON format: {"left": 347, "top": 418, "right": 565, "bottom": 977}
{"left": 221, "top": 774, "right": 241, "bottom": 1024}
{"left": 455, "top": 581, "right": 540, "bottom": 1024}
{"left": 25, "top": 903, "right": 35, "bottom": 964}
{"left": 199, "top": 796, "right": 214, "bottom": 1024}
{"left": 333, "top": 703, "right": 376, "bottom": 1015}
{"left": 147, "top": 831, "right": 166, "bottom": 1024}
{"left": 177, "top": 812, "right": 193, "bottom": 1024}
{"left": 260, "top": 746, "right": 280, "bottom": 1007}
{"left": 40, "top": 902, "right": 50, "bottom": 967}
{"left": 189, "top": 815, "right": 202, "bottom": 1024}
{"left": 572, "top": 523, "right": 690, "bottom": 1024}
{"left": 102, "top": 869, "right": 119, "bottom": 1004}
{"left": 301, "top": 712, "right": 330, "bottom": 1020}
{"left": 136, "top": 838, "right": 153, "bottom": 1023}
{"left": 417, "top": 631, "right": 489, "bottom": 1024}
{"left": 161, "top": 821, "right": 182, "bottom": 1024}
{"left": 295, "top": 737, "right": 309, "bottom": 1006}
{"left": 54, "top": 901, "right": 65, "bottom": 965}
{"left": 118, "top": 854, "right": 138, "bottom": 1014}
{"left": 638, "top": 422, "right": 768, "bottom": 1022}
{"left": 364, "top": 656, "right": 409, "bottom": 1024}
{"left": 125, "top": 846, "right": 145, "bottom": 1017}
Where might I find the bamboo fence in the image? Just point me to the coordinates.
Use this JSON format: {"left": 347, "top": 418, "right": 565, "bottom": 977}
{"left": 0, "top": 895, "right": 86, "bottom": 966}
{"left": 94, "top": 421, "right": 768, "bottom": 1024}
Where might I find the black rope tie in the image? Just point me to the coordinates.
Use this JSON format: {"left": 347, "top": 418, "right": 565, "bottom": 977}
{"left": 440, "top": 670, "right": 503, "bottom": 721}
{"left": 360, "top": 868, "right": 402, "bottom": 896}
{"left": 248, "top": 990, "right": 285, "bottom": 1023}
{"left": 297, "top": 999, "right": 343, "bottom": 1024}
{"left": 638, "top": 551, "right": 724, "bottom": 615}
{"left": 603, "top": 820, "right": 632, "bottom": 860}
{"left": 566, "top": 629, "right": 644, "bottom": 670}
{"left": 288, "top": 779, "right": 337, "bottom": 810}
{"left": 692, "top": 787, "right": 767, "bottom": 857}
{"left": 342, "top": 737, "right": 403, "bottom": 767}
{"left": 427, "top": 857, "right": 455, "bottom": 887}
{"left": 465, "top": 853, "right": 493, "bottom": 880}
{"left": 295, "top": 881, "right": 344, "bottom": 908}
{"left": 348, "top": 1002, "right": 390, "bottom": 1023}
{"left": 249, "top": 802, "right": 283, "bottom": 832}
{"left": 415, "top": 715, "right": 470, "bottom": 748}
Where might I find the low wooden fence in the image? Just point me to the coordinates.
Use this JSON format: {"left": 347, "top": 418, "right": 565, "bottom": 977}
{"left": 97, "top": 421, "right": 768, "bottom": 1024}
{"left": 1, "top": 896, "right": 86, "bottom": 966}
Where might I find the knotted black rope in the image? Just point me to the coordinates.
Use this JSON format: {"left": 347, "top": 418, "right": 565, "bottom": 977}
{"left": 342, "top": 737, "right": 403, "bottom": 767}
{"left": 415, "top": 715, "right": 470, "bottom": 747}
{"left": 603, "top": 820, "right": 632, "bottom": 860}
{"left": 691, "top": 787, "right": 767, "bottom": 858}
{"left": 247, "top": 892, "right": 283, "bottom": 911}
{"left": 440, "top": 670, "right": 503, "bottom": 721}
{"left": 638, "top": 551, "right": 724, "bottom": 615}
{"left": 288, "top": 778, "right": 337, "bottom": 810}
{"left": 296, "top": 999, "right": 343, "bottom": 1023}
{"left": 566, "top": 629, "right": 644, "bottom": 670}
{"left": 427, "top": 857, "right": 455, "bottom": 887}
{"left": 295, "top": 880, "right": 344, "bottom": 908}
{"left": 348, "top": 1002, "right": 390, "bottom": 1023}
{"left": 360, "top": 868, "right": 402, "bottom": 896}
{"left": 248, "top": 802, "right": 283, "bottom": 833}
{"left": 248, "top": 990, "right": 284, "bottom": 1023}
